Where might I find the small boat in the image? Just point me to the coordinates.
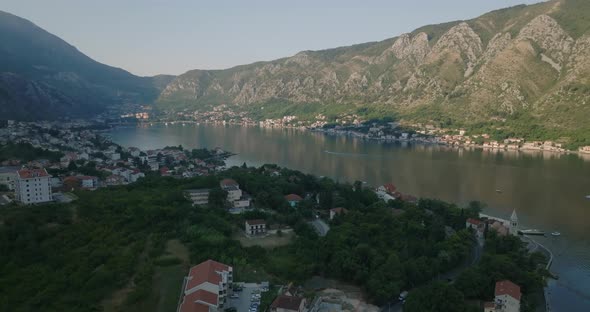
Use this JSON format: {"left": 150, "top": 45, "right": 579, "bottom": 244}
{"left": 496, "top": 189, "right": 503, "bottom": 193}
{"left": 518, "top": 229, "right": 546, "bottom": 236}
{"left": 551, "top": 232, "right": 561, "bottom": 236}
{"left": 586, "top": 195, "right": 590, "bottom": 199}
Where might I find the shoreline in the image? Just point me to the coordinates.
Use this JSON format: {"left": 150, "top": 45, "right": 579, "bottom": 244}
{"left": 116, "top": 121, "right": 590, "bottom": 160}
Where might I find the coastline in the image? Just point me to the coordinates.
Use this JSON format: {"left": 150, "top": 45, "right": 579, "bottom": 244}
{"left": 120, "top": 120, "right": 590, "bottom": 160}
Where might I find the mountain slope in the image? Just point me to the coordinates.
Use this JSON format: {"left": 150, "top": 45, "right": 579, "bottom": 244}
{"left": 158, "top": 0, "right": 590, "bottom": 146}
{"left": 0, "top": 10, "right": 170, "bottom": 120}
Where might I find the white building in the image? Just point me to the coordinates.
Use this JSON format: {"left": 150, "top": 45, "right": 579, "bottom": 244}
{"left": 80, "top": 176, "right": 99, "bottom": 189}
{"left": 185, "top": 189, "right": 210, "bottom": 206}
{"left": 510, "top": 210, "right": 519, "bottom": 236}
{"left": 376, "top": 190, "right": 395, "bottom": 202}
{"left": 245, "top": 219, "right": 266, "bottom": 236}
{"left": 0, "top": 166, "right": 20, "bottom": 190}
{"left": 15, "top": 169, "right": 53, "bottom": 204}
{"left": 129, "top": 170, "right": 145, "bottom": 183}
{"left": 232, "top": 193, "right": 251, "bottom": 209}
{"left": 484, "top": 280, "right": 521, "bottom": 312}
{"left": 178, "top": 260, "right": 233, "bottom": 312}
{"left": 220, "top": 179, "right": 242, "bottom": 202}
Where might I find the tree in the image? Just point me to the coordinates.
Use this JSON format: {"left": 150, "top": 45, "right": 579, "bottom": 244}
{"left": 404, "top": 282, "right": 472, "bottom": 312}
{"left": 466, "top": 201, "right": 485, "bottom": 218}
{"left": 67, "top": 161, "right": 78, "bottom": 171}
{"left": 208, "top": 188, "right": 227, "bottom": 209}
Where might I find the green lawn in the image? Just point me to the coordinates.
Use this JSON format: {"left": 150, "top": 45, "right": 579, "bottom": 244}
{"left": 153, "top": 264, "right": 187, "bottom": 312}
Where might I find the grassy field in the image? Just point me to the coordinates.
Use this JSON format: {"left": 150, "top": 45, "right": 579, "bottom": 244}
{"left": 152, "top": 265, "right": 187, "bottom": 312}
{"left": 102, "top": 239, "right": 190, "bottom": 312}
{"left": 235, "top": 232, "right": 294, "bottom": 248}
{"left": 152, "top": 240, "right": 190, "bottom": 312}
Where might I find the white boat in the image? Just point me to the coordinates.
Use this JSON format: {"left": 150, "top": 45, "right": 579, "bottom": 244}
{"left": 586, "top": 195, "right": 590, "bottom": 199}
{"left": 551, "top": 232, "right": 561, "bottom": 236}
{"left": 518, "top": 229, "right": 546, "bottom": 236}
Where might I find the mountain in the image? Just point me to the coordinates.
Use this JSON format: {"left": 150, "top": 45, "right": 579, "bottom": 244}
{"left": 158, "top": 0, "right": 590, "bottom": 147}
{"left": 0, "top": 10, "right": 173, "bottom": 120}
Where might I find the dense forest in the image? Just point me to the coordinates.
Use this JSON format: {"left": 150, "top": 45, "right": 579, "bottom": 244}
{"left": 0, "top": 165, "right": 545, "bottom": 312}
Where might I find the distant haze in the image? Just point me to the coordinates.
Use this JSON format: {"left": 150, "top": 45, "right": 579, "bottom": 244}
{"left": 1, "top": 0, "right": 544, "bottom": 76}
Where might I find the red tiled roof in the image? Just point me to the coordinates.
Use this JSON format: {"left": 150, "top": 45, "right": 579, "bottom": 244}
{"left": 220, "top": 178, "right": 238, "bottom": 187}
{"left": 285, "top": 194, "right": 303, "bottom": 201}
{"left": 247, "top": 219, "right": 266, "bottom": 225}
{"left": 17, "top": 169, "right": 49, "bottom": 179}
{"left": 184, "top": 289, "right": 218, "bottom": 306}
{"left": 467, "top": 218, "right": 482, "bottom": 226}
{"left": 383, "top": 183, "right": 397, "bottom": 193}
{"left": 179, "top": 301, "right": 211, "bottom": 312}
{"left": 185, "top": 259, "right": 230, "bottom": 292}
{"left": 495, "top": 280, "right": 521, "bottom": 301}
{"left": 270, "top": 295, "right": 304, "bottom": 311}
{"left": 330, "top": 207, "right": 347, "bottom": 214}
{"left": 63, "top": 176, "right": 80, "bottom": 183}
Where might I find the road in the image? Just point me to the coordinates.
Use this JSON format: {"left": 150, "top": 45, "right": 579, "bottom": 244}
{"left": 309, "top": 219, "right": 330, "bottom": 236}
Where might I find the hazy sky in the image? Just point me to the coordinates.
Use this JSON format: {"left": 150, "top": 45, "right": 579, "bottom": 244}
{"left": 2, "top": 0, "right": 544, "bottom": 76}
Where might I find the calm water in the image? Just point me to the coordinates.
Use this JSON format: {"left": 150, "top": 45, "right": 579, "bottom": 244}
{"left": 109, "top": 123, "right": 590, "bottom": 311}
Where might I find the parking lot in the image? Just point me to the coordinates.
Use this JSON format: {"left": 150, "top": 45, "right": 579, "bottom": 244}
{"left": 228, "top": 282, "right": 267, "bottom": 312}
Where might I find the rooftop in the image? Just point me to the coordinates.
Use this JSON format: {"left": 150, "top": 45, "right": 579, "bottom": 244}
{"left": 285, "top": 194, "right": 303, "bottom": 201}
{"left": 495, "top": 280, "right": 521, "bottom": 301}
{"left": 17, "top": 168, "right": 49, "bottom": 179}
{"left": 185, "top": 189, "right": 211, "bottom": 194}
{"left": 220, "top": 178, "right": 238, "bottom": 187}
{"left": 0, "top": 166, "right": 20, "bottom": 174}
{"left": 270, "top": 295, "right": 304, "bottom": 311}
{"left": 246, "top": 219, "right": 266, "bottom": 225}
{"left": 185, "top": 259, "right": 231, "bottom": 292}
{"left": 467, "top": 218, "right": 483, "bottom": 226}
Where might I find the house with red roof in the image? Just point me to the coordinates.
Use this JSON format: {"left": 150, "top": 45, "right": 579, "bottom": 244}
{"left": 377, "top": 183, "right": 397, "bottom": 194}
{"left": 329, "top": 207, "right": 348, "bottom": 220}
{"left": 178, "top": 259, "right": 233, "bottom": 312}
{"left": 484, "top": 280, "right": 521, "bottom": 312}
{"left": 285, "top": 194, "right": 303, "bottom": 207}
{"left": 219, "top": 178, "right": 238, "bottom": 188}
{"left": 160, "top": 166, "right": 171, "bottom": 176}
{"left": 15, "top": 169, "right": 52, "bottom": 204}
{"left": 270, "top": 295, "right": 306, "bottom": 312}
{"left": 466, "top": 218, "right": 485, "bottom": 239}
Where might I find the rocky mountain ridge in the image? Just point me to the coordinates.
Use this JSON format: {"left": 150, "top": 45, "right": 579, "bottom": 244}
{"left": 158, "top": 0, "right": 590, "bottom": 146}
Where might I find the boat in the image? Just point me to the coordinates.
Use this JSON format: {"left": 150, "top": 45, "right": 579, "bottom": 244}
{"left": 496, "top": 189, "right": 503, "bottom": 193}
{"left": 586, "top": 195, "right": 590, "bottom": 199}
{"left": 518, "top": 229, "right": 546, "bottom": 236}
{"left": 551, "top": 232, "right": 561, "bottom": 236}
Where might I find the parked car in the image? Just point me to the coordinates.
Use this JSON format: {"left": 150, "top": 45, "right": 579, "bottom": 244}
{"left": 230, "top": 294, "right": 239, "bottom": 299}
{"left": 399, "top": 290, "right": 409, "bottom": 302}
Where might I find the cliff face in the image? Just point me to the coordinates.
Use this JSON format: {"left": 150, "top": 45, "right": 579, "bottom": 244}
{"left": 158, "top": 0, "right": 590, "bottom": 140}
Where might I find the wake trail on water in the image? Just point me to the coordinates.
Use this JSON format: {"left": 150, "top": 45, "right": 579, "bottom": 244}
{"left": 324, "top": 150, "right": 369, "bottom": 157}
